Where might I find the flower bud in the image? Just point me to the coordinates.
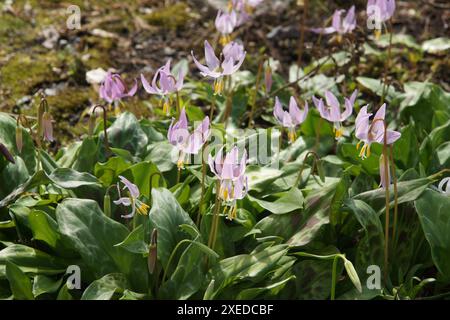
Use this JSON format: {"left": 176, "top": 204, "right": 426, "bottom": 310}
{"left": 344, "top": 258, "right": 362, "bottom": 293}
{"left": 42, "top": 111, "right": 54, "bottom": 142}
{"left": 88, "top": 113, "right": 96, "bottom": 137}
{"left": 0, "top": 143, "right": 15, "bottom": 164}
{"left": 16, "top": 126, "right": 23, "bottom": 153}
{"left": 103, "top": 193, "right": 111, "bottom": 218}
{"left": 148, "top": 229, "right": 158, "bottom": 274}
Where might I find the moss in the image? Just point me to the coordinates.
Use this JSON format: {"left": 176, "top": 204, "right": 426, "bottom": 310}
{"left": 46, "top": 86, "right": 94, "bottom": 142}
{"left": 1, "top": 54, "right": 58, "bottom": 100}
{"left": 144, "top": 3, "right": 192, "bottom": 30}
{"left": 82, "top": 36, "right": 115, "bottom": 69}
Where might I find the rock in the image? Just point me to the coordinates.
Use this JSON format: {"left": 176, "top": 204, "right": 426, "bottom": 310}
{"left": 86, "top": 68, "right": 108, "bottom": 84}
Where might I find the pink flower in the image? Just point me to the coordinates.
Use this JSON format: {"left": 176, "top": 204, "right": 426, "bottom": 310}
{"left": 168, "top": 108, "right": 210, "bottom": 169}
{"left": 312, "top": 6, "right": 356, "bottom": 35}
{"left": 191, "top": 40, "right": 246, "bottom": 95}
{"left": 313, "top": 90, "right": 357, "bottom": 139}
{"left": 114, "top": 176, "right": 149, "bottom": 219}
{"left": 208, "top": 146, "right": 248, "bottom": 219}
{"left": 355, "top": 104, "right": 401, "bottom": 159}
{"left": 99, "top": 72, "right": 138, "bottom": 104}
{"left": 273, "top": 96, "right": 309, "bottom": 142}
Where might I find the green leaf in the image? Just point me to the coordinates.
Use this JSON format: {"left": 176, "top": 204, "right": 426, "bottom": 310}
{"left": 292, "top": 258, "right": 339, "bottom": 299}
{"left": 415, "top": 189, "right": 450, "bottom": 279}
{"left": 72, "top": 137, "right": 99, "bottom": 173}
{"left": 49, "top": 168, "right": 101, "bottom": 189}
{"left": 0, "top": 156, "right": 29, "bottom": 197}
{"left": 356, "top": 77, "right": 399, "bottom": 102}
{"left": 236, "top": 276, "right": 295, "bottom": 299}
{"left": 248, "top": 188, "right": 304, "bottom": 214}
{"left": 393, "top": 124, "right": 419, "bottom": 169}
{"left": 288, "top": 178, "right": 348, "bottom": 247}
{"left": 32, "top": 275, "right": 63, "bottom": 297}
{"left": 339, "top": 143, "right": 382, "bottom": 175}
{"left": 0, "top": 244, "right": 67, "bottom": 278}
{"left": 422, "top": 37, "right": 450, "bottom": 54}
{"left": 207, "top": 244, "right": 288, "bottom": 299}
{"left": 354, "top": 176, "right": 435, "bottom": 213}
{"left": 114, "top": 224, "right": 148, "bottom": 255}
{"left": 94, "top": 156, "right": 131, "bottom": 187}
{"left": 56, "top": 198, "right": 148, "bottom": 292}
{"left": 400, "top": 82, "right": 450, "bottom": 133}
{"left": 5, "top": 261, "right": 34, "bottom": 300}
{"left": 105, "top": 112, "right": 148, "bottom": 157}
{"left": 0, "top": 113, "right": 36, "bottom": 173}
{"left": 145, "top": 141, "right": 175, "bottom": 172}
{"left": 81, "top": 273, "right": 129, "bottom": 300}
{"left": 345, "top": 199, "right": 384, "bottom": 271}
{"left": 28, "top": 210, "right": 59, "bottom": 249}
{"left": 148, "top": 188, "right": 198, "bottom": 268}
{"left": 119, "top": 161, "right": 162, "bottom": 198}
{"left": 0, "top": 171, "right": 50, "bottom": 209}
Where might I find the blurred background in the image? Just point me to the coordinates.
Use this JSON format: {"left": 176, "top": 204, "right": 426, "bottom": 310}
{"left": 0, "top": 0, "right": 448, "bottom": 147}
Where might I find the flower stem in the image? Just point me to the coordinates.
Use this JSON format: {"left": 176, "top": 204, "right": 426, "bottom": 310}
{"left": 208, "top": 181, "right": 221, "bottom": 250}
{"left": 331, "top": 255, "right": 339, "bottom": 300}
{"left": 176, "top": 91, "right": 181, "bottom": 118}
{"left": 381, "top": 22, "right": 393, "bottom": 105}
{"left": 293, "top": 151, "right": 320, "bottom": 189}
{"left": 248, "top": 57, "right": 264, "bottom": 128}
{"left": 382, "top": 121, "right": 390, "bottom": 282}
{"left": 92, "top": 104, "right": 111, "bottom": 156}
{"left": 197, "top": 144, "right": 207, "bottom": 227}
{"left": 390, "top": 145, "right": 399, "bottom": 246}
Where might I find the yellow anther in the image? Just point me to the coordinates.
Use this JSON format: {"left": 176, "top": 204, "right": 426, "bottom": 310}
{"left": 219, "top": 35, "right": 231, "bottom": 46}
{"left": 375, "top": 29, "right": 382, "bottom": 40}
{"left": 334, "top": 127, "right": 344, "bottom": 139}
{"left": 214, "top": 79, "right": 224, "bottom": 95}
{"left": 163, "top": 101, "right": 170, "bottom": 115}
{"left": 358, "top": 143, "right": 371, "bottom": 159}
{"left": 137, "top": 202, "right": 150, "bottom": 216}
{"left": 288, "top": 130, "right": 297, "bottom": 143}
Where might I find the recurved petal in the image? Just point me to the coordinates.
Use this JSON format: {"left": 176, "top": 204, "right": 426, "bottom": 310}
{"left": 204, "top": 40, "right": 220, "bottom": 70}
{"left": 273, "top": 97, "right": 285, "bottom": 124}
{"left": 385, "top": 129, "right": 401, "bottom": 144}
{"left": 141, "top": 74, "right": 159, "bottom": 94}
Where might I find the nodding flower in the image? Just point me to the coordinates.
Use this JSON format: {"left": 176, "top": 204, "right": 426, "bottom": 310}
{"left": 42, "top": 111, "right": 54, "bottom": 142}
{"left": 167, "top": 108, "right": 210, "bottom": 170}
{"left": 355, "top": 104, "right": 401, "bottom": 159}
{"left": 438, "top": 177, "right": 450, "bottom": 195}
{"left": 208, "top": 146, "right": 248, "bottom": 220}
{"left": 215, "top": 10, "right": 238, "bottom": 45}
{"left": 191, "top": 40, "right": 246, "bottom": 95}
{"left": 313, "top": 90, "right": 357, "bottom": 139}
{"left": 367, "top": 0, "right": 395, "bottom": 23}
{"left": 114, "top": 176, "right": 149, "bottom": 219}
{"left": 311, "top": 6, "right": 356, "bottom": 37}
{"left": 273, "top": 96, "right": 309, "bottom": 143}
{"left": 367, "top": 0, "right": 395, "bottom": 39}
{"left": 141, "top": 60, "right": 185, "bottom": 115}
{"left": 231, "top": 0, "right": 263, "bottom": 25}
{"left": 222, "top": 41, "right": 246, "bottom": 62}
{"left": 99, "top": 71, "right": 138, "bottom": 105}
